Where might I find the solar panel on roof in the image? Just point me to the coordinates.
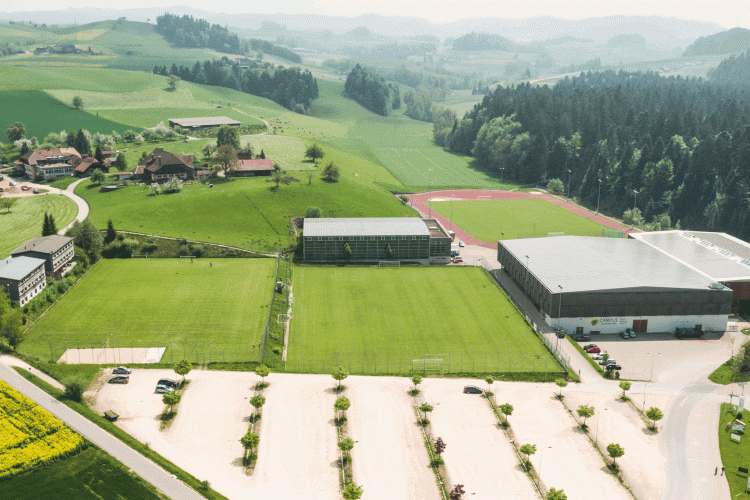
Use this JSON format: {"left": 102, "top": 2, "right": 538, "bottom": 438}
{"left": 699, "top": 240, "right": 712, "bottom": 247}
{"left": 742, "top": 259, "right": 750, "bottom": 267}
{"left": 720, "top": 249, "right": 734, "bottom": 257}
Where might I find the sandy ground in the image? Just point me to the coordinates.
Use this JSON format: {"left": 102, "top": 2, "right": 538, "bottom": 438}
{"left": 92, "top": 370, "right": 340, "bottom": 500}
{"left": 563, "top": 389, "right": 672, "bottom": 500}
{"left": 58, "top": 347, "right": 166, "bottom": 364}
{"left": 347, "top": 376, "right": 440, "bottom": 500}
{"left": 501, "top": 382, "right": 632, "bottom": 500}
{"left": 421, "top": 378, "right": 540, "bottom": 500}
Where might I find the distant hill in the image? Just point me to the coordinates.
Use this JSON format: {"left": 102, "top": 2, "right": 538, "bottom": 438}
{"left": 707, "top": 49, "right": 750, "bottom": 83}
{"left": 535, "top": 36, "right": 593, "bottom": 46}
{"left": 452, "top": 32, "right": 541, "bottom": 53}
{"left": 606, "top": 34, "right": 646, "bottom": 48}
{"left": 683, "top": 28, "right": 750, "bottom": 56}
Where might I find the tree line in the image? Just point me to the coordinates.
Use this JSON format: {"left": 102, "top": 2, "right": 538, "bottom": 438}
{"left": 344, "top": 64, "right": 401, "bottom": 116}
{"left": 707, "top": 49, "right": 750, "bottom": 84}
{"left": 433, "top": 70, "right": 750, "bottom": 240}
{"left": 155, "top": 13, "right": 242, "bottom": 54}
{"left": 249, "top": 39, "right": 301, "bottom": 64}
{"left": 154, "top": 58, "right": 319, "bottom": 113}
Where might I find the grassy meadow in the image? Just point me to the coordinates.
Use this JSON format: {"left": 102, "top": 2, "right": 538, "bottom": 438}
{"left": 20, "top": 259, "right": 276, "bottom": 362}
{"left": 0, "top": 195, "right": 78, "bottom": 258}
{"left": 288, "top": 266, "right": 560, "bottom": 375}
{"left": 430, "top": 198, "right": 606, "bottom": 241}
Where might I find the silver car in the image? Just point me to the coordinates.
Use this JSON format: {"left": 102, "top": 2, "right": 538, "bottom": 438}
{"left": 155, "top": 385, "right": 174, "bottom": 394}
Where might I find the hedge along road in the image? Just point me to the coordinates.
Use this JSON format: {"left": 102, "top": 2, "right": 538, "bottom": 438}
{"left": 0, "top": 362, "right": 204, "bottom": 500}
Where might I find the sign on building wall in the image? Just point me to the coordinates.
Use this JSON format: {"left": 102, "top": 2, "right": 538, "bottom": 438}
{"left": 590, "top": 317, "right": 628, "bottom": 326}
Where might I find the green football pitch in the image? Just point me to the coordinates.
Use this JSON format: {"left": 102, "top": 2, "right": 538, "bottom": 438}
{"left": 287, "top": 266, "right": 562, "bottom": 376}
{"left": 20, "top": 259, "right": 277, "bottom": 363}
{"left": 430, "top": 198, "right": 607, "bottom": 241}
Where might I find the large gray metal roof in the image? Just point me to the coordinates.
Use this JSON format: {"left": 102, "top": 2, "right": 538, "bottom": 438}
{"left": 499, "top": 236, "right": 722, "bottom": 293}
{"left": 11, "top": 235, "right": 72, "bottom": 256}
{"left": 631, "top": 231, "right": 750, "bottom": 282}
{"left": 168, "top": 117, "right": 240, "bottom": 127}
{"left": 0, "top": 256, "right": 45, "bottom": 281}
{"left": 304, "top": 218, "right": 429, "bottom": 237}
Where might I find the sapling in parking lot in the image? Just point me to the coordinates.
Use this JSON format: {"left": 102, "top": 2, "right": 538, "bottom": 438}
{"left": 250, "top": 394, "right": 266, "bottom": 423}
{"left": 499, "top": 403, "right": 513, "bottom": 428}
{"left": 255, "top": 365, "right": 270, "bottom": 389}
{"left": 619, "top": 381, "right": 631, "bottom": 401}
{"left": 332, "top": 365, "right": 348, "bottom": 392}
{"left": 174, "top": 359, "right": 192, "bottom": 386}
{"left": 334, "top": 396, "right": 350, "bottom": 425}
{"left": 519, "top": 443, "right": 536, "bottom": 469}
{"left": 410, "top": 374, "right": 423, "bottom": 396}
{"left": 577, "top": 405, "right": 595, "bottom": 431}
{"left": 646, "top": 407, "right": 664, "bottom": 430}
{"left": 555, "top": 378, "right": 567, "bottom": 399}
{"left": 419, "top": 403, "right": 434, "bottom": 427}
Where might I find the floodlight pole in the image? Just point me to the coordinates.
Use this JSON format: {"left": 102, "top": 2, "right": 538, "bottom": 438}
{"left": 538, "top": 446, "right": 552, "bottom": 483}
{"left": 451, "top": 195, "right": 454, "bottom": 231}
{"left": 596, "top": 179, "right": 602, "bottom": 215}
{"left": 500, "top": 167, "right": 505, "bottom": 185}
{"left": 632, "top": 190, "right": 639, "bottom": 228}
{"left": 557, "top": 285, "right": 563, "bottom": 331}
{"left": 533, "top": 221, "right": 538, "bottom": 238}
{"left": 428, "top": 181, "right": 433, "bottom": 218}
{"left": 566, "top": 169, "right": 572, "bottom": 201}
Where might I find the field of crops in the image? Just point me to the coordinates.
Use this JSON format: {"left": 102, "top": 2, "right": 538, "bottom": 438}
{"left": 0, "top": 380, "right": 84, "bottom": 478}
{"left": 0, "top": 195, "right": 78, "bottom": 259}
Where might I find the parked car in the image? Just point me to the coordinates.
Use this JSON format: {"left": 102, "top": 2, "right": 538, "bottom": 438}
{"left": 108, "top": 375, "right": 129, "bottom": 384}
{"left": 32, "top": 189, "right": 39, "bottom": 194}
{"left": 628, "top": 329, "right": 637, "bottom": 338}
{"left": 463, "top": 385, "right": 483, "bottom": 394}
{"left": 155, "top": 385, "right": 174, "bottom": 393}
{"left": 112, "top": 366, "right": 132, "bottom": 374}
{"left": 459, "top": 241, "right": 465, "bottom": 247}
{"left": 585, "top": 346, "right": 601, "bottom": 353}
{"left": 600, "top": 358, "right": 616, "bottom": 365}
{"left": 604, "top": 359, "right": 618, "bottom": 367}
{"left": 157, "top": 378, "right": 178, "bottom": 388}
{"left": 606, "top": 364, "right": 622, "bottom": 370}
{"left": 453, "top": 257, "right": 464, "bottom": 264}
{"left": 556, "top": 332, "right": 565, "bottom": 338}
{"left": 583, "top": 344, "right": 597, "bottom": 350}
{"left": 591, "top": 353, "right": 605, "bottom": 360}
{"left": 575, "top": 335, "right": 591, "bottom": 342}
{"left": 8, "top": 181, "right": 16, "bottom": 186}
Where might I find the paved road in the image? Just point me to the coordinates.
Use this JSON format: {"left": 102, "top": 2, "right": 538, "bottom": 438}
{"left": 0, "top": 362, "right": 205, "bottom": 500}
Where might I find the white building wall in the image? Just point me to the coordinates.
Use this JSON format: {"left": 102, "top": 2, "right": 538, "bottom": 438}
{"left": 543, "top": 314, "right": 729, "bottom": 334}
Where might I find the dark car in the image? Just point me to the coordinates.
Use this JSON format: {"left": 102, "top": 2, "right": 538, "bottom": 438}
{"left": 157, "top": 378, "right": 178, "bottom": 388}
{"left": 606, "top": 364, "right": 622, "bottom": 370}
{"left": 463, "top": 385, "right": 483, "bottom": 394}
{"left": 108, "top": 375, "right": 129, "bottom": 384}
{"left": 575, "top": 335, "right": 591, "bottom": 342}
{"left": 619, "top": 331, "right": 629, "bottom": 339}
{"left": 112, "top": 366, "right": 132, "bottom": 374}
{"left": 556, "top": 332, "right": 565, "bottom": 338}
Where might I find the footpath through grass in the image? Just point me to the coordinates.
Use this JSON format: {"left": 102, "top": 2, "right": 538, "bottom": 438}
{"left": 430, "top": 198, "right": 606, "bottom": 241}
{"left": 288, "top": 266, "right": 561, "bottom": 377}
{"left": 20, "top": 259, "right": 276, "bottom": 362}
{"left": 0, "top": 195, "right": 78, "bottom": 258}
{"left": 719, "top": 403, "right": 750, "bottom": 498}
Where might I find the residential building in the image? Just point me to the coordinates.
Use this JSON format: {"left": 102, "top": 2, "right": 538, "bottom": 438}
{"left": 74, "top": 157, "right": 106, "bottom": 177}
{"left": 138, "top": 148, "right": 196, "bottom": 183}
{"left": 11, "top": 235, "right": 75, "bottom": 278}
{"left": 0, "top": 257, "right": 47, "bottom": 306}
{"left": 17, "top": 148, "right": 82, "bottom": 181}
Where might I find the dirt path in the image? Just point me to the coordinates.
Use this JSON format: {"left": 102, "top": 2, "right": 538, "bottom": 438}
{"left": 422, "top": 378, "right": 540, "bottom": 500}
{"left": 232, "top": 108, "right": 272, "bottom": 136}
{"left": 0, "top": 354, "right": 65, "bottom": 391}
{"left": 407, "top": 189, "right": 633, "bottom": 249}
{"left": 347, "top": 376, "right": 441, "bottom": 500}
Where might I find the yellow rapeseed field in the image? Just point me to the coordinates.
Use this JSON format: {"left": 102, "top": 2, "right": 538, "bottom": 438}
{"left": 0, "top": 380, "right": 84, "bottom": 478}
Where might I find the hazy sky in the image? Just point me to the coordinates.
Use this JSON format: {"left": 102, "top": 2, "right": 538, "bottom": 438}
{"left": 2, "top": 0, "right": 749, "bottom": 27}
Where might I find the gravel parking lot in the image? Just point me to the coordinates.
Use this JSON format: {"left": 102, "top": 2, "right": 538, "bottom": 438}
{"left": 422, "top": 378, "right": 540, "bottom": 500}
{"left": 347, "top": 376, "right": 440, "bottom": 500}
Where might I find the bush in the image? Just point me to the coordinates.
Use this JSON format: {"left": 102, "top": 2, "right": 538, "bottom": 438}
{"left": 547, "top": 178, "right": 565, "bottom": 195}
{"left": 63, "top": 377, "right": 86, "bottom": 402}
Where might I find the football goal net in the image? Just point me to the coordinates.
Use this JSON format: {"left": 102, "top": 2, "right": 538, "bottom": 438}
{"left": 132, "top": 253, "right": 148, "bottom": 258}
{"left": 277, "top": 313, "right": 291, "bottom": 324}
{"left": 547, "top": 232, "right": 565, "bottom": 237}
{"left": 412, "top": 355, "right": 446, "bottom": 373}
{"left": 379, "top": 261, "right": 401, "bottom": 267}
{"left": 180, "top": 256, "right": 196, "bottom": 262}
{"left": 602, "top": 228, "right": 625, "bottom": 238}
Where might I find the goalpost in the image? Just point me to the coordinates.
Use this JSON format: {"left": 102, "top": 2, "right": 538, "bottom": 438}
{"left": 412, "top": 354, "right": 446, "bottom": 374}
{"left": 180, "top": 256, "right": 196, "bottom": 263}
{"left": 277, "top": 313, "right": 292, "bottom": 324}
{"left": 547, "top": 232, "right": 565, "bottom": 237}
{"left": 379, "top": 261, "right": 401, "bottom": 267}
{"left": 132, "top": 253, "right": 148, "bottom": 258}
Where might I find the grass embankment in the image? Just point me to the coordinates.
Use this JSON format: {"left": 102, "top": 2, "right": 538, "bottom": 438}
{"left": 719, "top": 403, "right": 750, "bottom": 498}
{"left": 430, "top": 198, "right": 606, "bottom": 241}
{"left": 709, "top": 362, "right": 750, "bottom": 385}
{"left": 288, "top": 266, "right": 562, "bottom": 376}
{"left": 20, "top": 259, "right": 276, "bottom": 362}
{"left": 0, "top": 195, "right": 78, "bottom": 258}
{"left": 76, "top": 175, "right": 414, "bottom": 253}
{"left": 567, "top": 337, "right": 605, "bottom": 376}
{"left": 11, "top": 368, "right": 226, "bottom": 500}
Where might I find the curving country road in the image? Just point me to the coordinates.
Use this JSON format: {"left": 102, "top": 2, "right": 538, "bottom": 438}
{"left": 0, "top": 362, "right": 204, "bottom": 500}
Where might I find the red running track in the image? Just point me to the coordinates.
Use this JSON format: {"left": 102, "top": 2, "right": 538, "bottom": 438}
{"left": 406, "top": 189, "right": 634, "bottom": 250}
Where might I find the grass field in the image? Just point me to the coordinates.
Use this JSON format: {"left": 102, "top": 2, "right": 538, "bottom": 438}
{"left": 430, "top": 198, "right": 606, "bottom": 241}
{"left": 0, "top": 195, "right": 78, "bottom": 258}
{"left": 718, "top": 403, "right": 750, "bottom": 498}
{"left": 287, "top": 266, "right": 561, "bottom": 376}
{"left": 0, "top": 446, "right": 166, "bottom": 500}
{"left": 20, "top": 259, "right": 277, "bottom": 362}
{"left": 75, "top": 174, "right": 413, "bottom": 252}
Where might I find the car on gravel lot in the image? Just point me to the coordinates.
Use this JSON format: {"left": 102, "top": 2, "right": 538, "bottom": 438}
{"left": 108, "top": 375, "right": 129, "bottom": 384}
{"left": 591, "top": 353, "right": 605, "bottom": 360}
{"left": 112, "top": 366, "right": 132, "bottom": 374}
{"left": 575, "top": 335, "right": 591, "bottom": 342}
{"left": 584, "top": 346, "right": 601, "bottom": 353}
{"left": 601, "top": 359, "right": 617, "bottom": 366}
{"left": 583, "top": 344, "right": 597, "bottom": 349}
{"left": 463, "top": 385, "right": 483, "bottom": 394}
{"left": 556, "top": 331, "right": 565, "bottom": 338}
{"left": 453, "top": 257, "right": 464, "bottom": 264}
{"left": 155, "top": 385, "right": 174, "bottom": 393}
{"left": 157, "top": 378, "right": 178, "bottom": 388}
{"left": 605, "top": 363, "right": 622, "bottom": 370}
{"left": 459, "top": 241, "right": 465, "bottom": 247}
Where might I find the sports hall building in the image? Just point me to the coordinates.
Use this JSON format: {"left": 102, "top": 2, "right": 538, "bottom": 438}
{"left": 497, "top": 235, "right": 732, "bottom": 335}
{"left": 303, "top": 218, "right": 452, "bottom": 264}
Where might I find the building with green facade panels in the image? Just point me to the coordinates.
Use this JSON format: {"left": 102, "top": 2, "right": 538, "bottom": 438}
{"left": 303, "top": 218, "right": 452, "bottom": 264}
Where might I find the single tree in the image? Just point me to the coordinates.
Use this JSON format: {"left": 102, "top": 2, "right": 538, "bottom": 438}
{"left": 342, "top": 483, "right": 363, "bottom": 500}
{"left": 343, "top": 242, "right": 352, "bottom": 260}
{"left": 72, "top": 96, "right": 83, "bottom": 109}
{"left": 519, "top": 443, "right": 537, "bottom": 464}
{"left": 114, "top": 152, "right": 127, "bottom": 169}
{"left": 94, "top": 145, "right": 103, "bottom": 163}
{"left": 78, "top": 219, "right": 103, "bottom": 258}
{"left": 547, "top": 488, "right": 568, "bottom": 500}
{"left": 0, "top": 198, "right": 18, "bottom": 213}
{"left": 449, "top": 484, "right": 466, "bottom": 500}
{"left": 577, "top": 404, "right": 595, "bottom": 428}
{"left": 47, "top": 214, "right": 58, "bottom": 236}
{"left": 255, "top": 365, "right": 270, "bottom": 386}
{"left": 42, "top": 212, "right": 51, "bottom": 237}
{"left": 163, "top": 391, "right": 181, "bottom": 413}
{"left": 216, "top": 125, "right": 240, "bottom": 149}
{"left": 619, "top": 381, "right": 631, "bottom": 400}
{"left": 90, "top": 169, "right": 106, "bottom": 185}
{"left": 304, "top": 143, "right": 324, "bottom": 163}
{"left": 555, "top": 378, "right": 568, "bottom": 398}
{"left": 606, "top": 443, "right": 624, "bottom": 467}
{"left": 485, "top": 376, "right": 494, "bottom": 393}
{"left": 435, "top": 437, "right": 446, "bottom": 455}
{"left": 419, "top": 403, "right": 434, "bottom": 423}
{"left": 499, "top": 403, "right": 514, "bottom": 424}
{"left": 174, "top": 359, "right": 192, "bottom": 383}
{"left": 213, "top": 144, "right": 238, "bottom": 176}
{"left": 1, "top": 309, "right": 23, "bottom": 350}
{"left": 259, "top": 149, "right": 265, "bottom": 159}
{"left": 410, "top": 374, "right": 423, "bottom": 395}
{"left": 321, "top": 162, "right": 340, "bottom": 182}
{"left": 399, "top": 194, "right": 409, "bottom": 204}
{"left": 645, "top": 407, "right": 664, "bottom": 429}
{"left": 270, "top": 167, "right": 284, "bottom": 189}
{"left": 250, "top": 394, "right": 266, "bottom": 419}
{"left": 547, "top": 178, "right": 565, "bottom": 195}
{"left": 240, "top": 431, "right": 260, "bottom": 461}
{"left": 63, "top": 377, "right": 86, "bottom": 402}
{"left": 74, "top": 129, "right": 91, "bottom": 156}
{"left": 104, "top": 219, "right": 117, "bottom": 244}
{"left": 332, "top": 365, "right": 348, "bottom": 391}
{"left": 338, "top": 437, "right": 354, "bottom": 461}
{"left": 7, "top": 122, "right": 25, "bottom": 142}
{"left": 334, "top": 396, "right": 350, "bottom": 420}
{"left": 305, "top": 206, "right": 322, "bottom": 218}
{"left": 167, "top": 74, "right": 180, "bottom": 91}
